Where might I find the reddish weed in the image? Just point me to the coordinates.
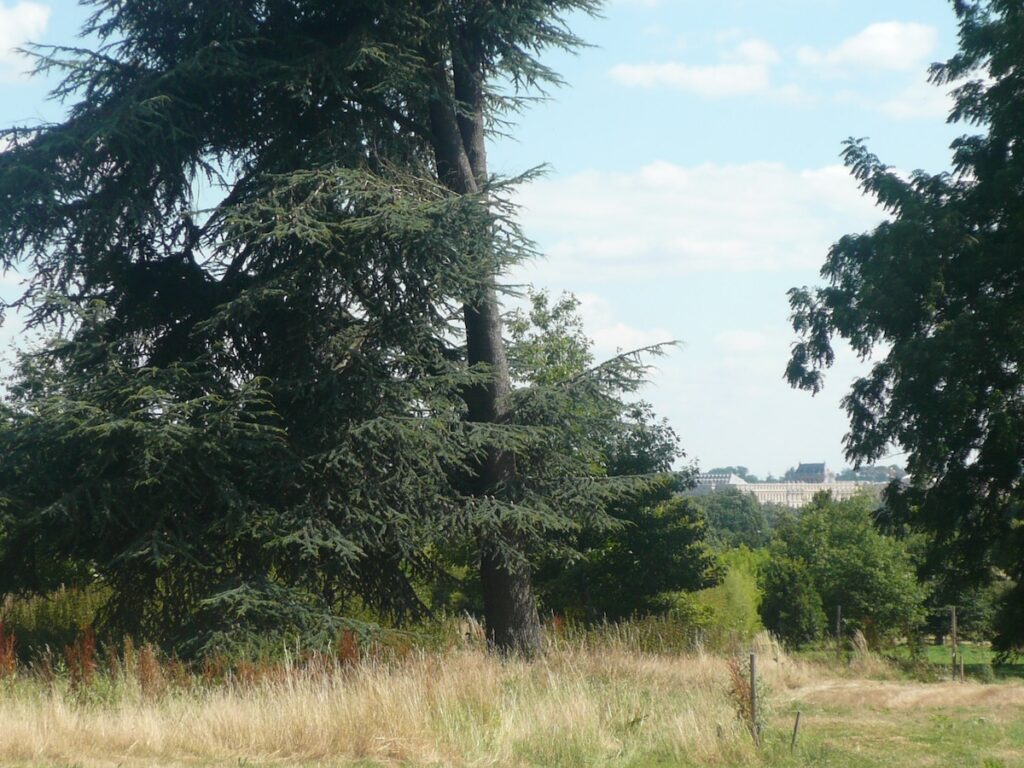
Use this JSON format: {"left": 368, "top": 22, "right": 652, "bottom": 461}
{"left": 0, "top": 622, "right": 16, "bottom": 678}
{"left": 65, "top": 625, "right": 97, "bottom": 689}
{"left": 337, "top": 629, "right": 360, "bottom": 666}
{"left": 137, "top": 643, "right": 164, "bottom": 698}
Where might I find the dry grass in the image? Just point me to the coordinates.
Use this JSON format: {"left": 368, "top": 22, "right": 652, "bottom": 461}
{"left": 0, "top": 640, "right": 812, "bottom": 768}
{"left": 0, "top": 633, "right": 1019, "bottom": 767}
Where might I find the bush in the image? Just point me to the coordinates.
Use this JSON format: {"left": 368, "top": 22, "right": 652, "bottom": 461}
{"left": 770, "top": 493, "right": 927, "bottom": 646}
{"left": 1, "top": 585, "right": 108, "bottom": 659}
{"left": 760, "top": 556, "right": 826, "bottom": 648}
{"left": 679, "top": 554, "right": 763, "bottom": 649}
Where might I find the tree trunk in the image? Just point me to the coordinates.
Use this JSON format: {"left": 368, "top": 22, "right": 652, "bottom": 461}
{"left": 427, "top": 34, "right": 542, "bottom": 656}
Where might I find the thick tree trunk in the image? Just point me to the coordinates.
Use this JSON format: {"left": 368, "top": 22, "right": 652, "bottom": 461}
{"left": 463, "top": 292, "right": 542, "bottom": 657}
{"left": 427, "top": 35, "right": 542, "bottom": 656}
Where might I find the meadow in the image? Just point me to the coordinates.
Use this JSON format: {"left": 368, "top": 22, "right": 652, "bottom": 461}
{"left": 0, "top": 627, "right": 1021, "bottom": 768}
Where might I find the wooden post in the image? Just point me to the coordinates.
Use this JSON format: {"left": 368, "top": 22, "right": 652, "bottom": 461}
{"left": 835, "top": 604, "right": 843, "bottom": 658}
{"left": 790, "top": 710, "right": 802, "bottom": 752}
{"left": 749, "top": 653, "right": 760, "bottom": 746}
{"left": 959, "top": 654, "right": 965, "bottom": 683}
{"left": 951, "top": 606, "right": 958, "bottom": 681}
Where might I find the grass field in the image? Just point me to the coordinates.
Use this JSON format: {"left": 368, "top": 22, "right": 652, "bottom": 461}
{"left": 883, "top": 642, "right": 1024, "bottom": 682}
{"left": 0, "top": 633, "right": 1021, "bottom": 767}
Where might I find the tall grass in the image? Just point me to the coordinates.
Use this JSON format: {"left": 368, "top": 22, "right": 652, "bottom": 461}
{"left": 0, "top": 629, "right": 818, "bottom": 768}
{"left": 0, "top": 618, "right": 1020, "bottom": 767}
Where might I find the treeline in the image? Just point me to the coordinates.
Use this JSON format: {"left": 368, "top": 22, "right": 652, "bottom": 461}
{"left": 690, "top": 489, "right": 1012, "bottom": 652}
{"left": 1, "top": 0, "right": 1023, "bottom": 663}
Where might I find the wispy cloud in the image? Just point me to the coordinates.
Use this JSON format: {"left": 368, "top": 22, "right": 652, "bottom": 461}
{"left": 576, "top": 293, "right": 674, "bottom": 357}
{"left": 514, "top": 161, "right": 885, "bottom": 282}
{"left": 797, "top": 21, "right": 938, "bottom": 73}
{"left": 0, "top": 1, "right": 50, "bottom": 80}
{"left": 610, "top": 38, "right": 787, "bottom": 98}
{"left": 834, "top": 71, "right": 957, "bottom": 122}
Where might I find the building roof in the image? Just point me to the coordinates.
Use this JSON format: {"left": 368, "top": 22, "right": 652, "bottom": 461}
{"left": 796, "top": 463, "right": 826, "bottom": 472}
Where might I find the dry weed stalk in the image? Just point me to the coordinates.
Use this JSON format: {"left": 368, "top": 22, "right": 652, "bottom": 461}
{"left": 0, "top": 622, "right": 16, "bottom": 679}
{"left": 137, "top": 643, "right": 164, "bottom": 698}
{"left": 337, "top": 629, "right": 360, "bottom": 666}
{"left": 725, "top": 655, "right": 753, "bottom": 725}
{"left": 65, "top": 625, "right": 97, "bottom": 689}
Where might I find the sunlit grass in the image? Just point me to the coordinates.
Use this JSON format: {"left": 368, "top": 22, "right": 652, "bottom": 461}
{"left": 0, "top": 631, "right": 1018, "bottom": 767}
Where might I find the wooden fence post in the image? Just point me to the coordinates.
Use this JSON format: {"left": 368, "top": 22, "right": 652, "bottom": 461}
{"left": 835, "top": 604, "right": 843, "bottom": 659}
{"left": 951, "top": 606, "right": 959, "bottom": 681}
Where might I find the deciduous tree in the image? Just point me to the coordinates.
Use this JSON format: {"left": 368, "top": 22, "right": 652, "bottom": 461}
{"left": 788, "top": 0, "right": 1024, "bottom": 653}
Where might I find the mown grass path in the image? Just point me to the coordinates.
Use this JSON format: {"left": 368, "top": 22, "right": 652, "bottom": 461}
{"left": 765, "top": 679, "right": 1024, "bottom": 768}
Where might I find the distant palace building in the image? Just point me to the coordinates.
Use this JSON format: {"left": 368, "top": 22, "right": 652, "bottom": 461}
{"left": 788, "top": 462, "right": 834, "bottom": 483}
{"left": 691, "top": 463, "right": 883, "bottom": 509}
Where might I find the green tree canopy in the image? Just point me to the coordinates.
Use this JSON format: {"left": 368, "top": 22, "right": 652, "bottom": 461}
{"left": 835, "top": 466, "right": 907, "bottom": 483}
{"left": 0, "top": 0, "right": 635, "bottom": 656}
{"left": 760, "top": 556, "right": 826, "bottom": 649}
{"left": 692, "top": 487, "right": 771, "bottom": 550}
{"left": 769, "top": 494, "right": 927, "bottom": 645}
{"left": 504, "top": 291, "right": 713, "bottom": 621}
{"left": 787, "top": 0, "right": 1024, "bottom": 653}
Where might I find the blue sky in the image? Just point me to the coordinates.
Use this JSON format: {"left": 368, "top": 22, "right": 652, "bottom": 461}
{"left": 0, "top": 1, "right": 967, "bottom": 477}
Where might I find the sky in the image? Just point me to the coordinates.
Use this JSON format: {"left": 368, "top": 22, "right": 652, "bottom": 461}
{"left": 0, "top": 0, "right": 969, "bottom": 478}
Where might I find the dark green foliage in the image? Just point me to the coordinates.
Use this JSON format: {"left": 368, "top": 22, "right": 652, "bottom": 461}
{"left": 539, "top": 491, "right": 714, "bottom": 622}
{"left": 787, "top": 0, "right": 1024, "bottom": 653}
{"left": 692, "top": 487, "right": 771, "bottom": 549}
{"left": 0, "top": 586, "right": 109, "bottom": 661}
{"left": 992, "top": 584, "right": 1024, "bottom": 660}
{"left": 0, "top": 297, "right": 478, "bottom": 653}
{"left": 0, "top": 1, "right": 626, "bottom": 655}
{"left": 770, "top": 494, "right": 927, "bottom": 646}
{"left": 922, "top": 574, "right": 1012, "bottom": 643}
{"left": 760, "top": 556, "right": 826, "bottom": 648}
{"left": 501, "top": 291, "right": 714, "bottom": 621}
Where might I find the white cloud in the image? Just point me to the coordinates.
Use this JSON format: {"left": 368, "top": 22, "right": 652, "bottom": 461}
{"left": 576, "top": 293, "right": 674, "bottom": 357}
{"left": 833, "top": 72, "right": 957, "bottom": 121}
{"left": 0, "top": 1, "right": 50, "bottom": 79}
{"left": 734, "top": 39, "right": 780, "bottom": 66}
{"left": 513, "top": 161, "right": 885, "bottom": 282}
{"left": 610, "top": 61, "right": 768, "bottom": 97}
{"left": 876, "top": 77, "right": 954, "bottom": 120}
{"left": 611, "top": 38, "right": 783, "bottom": 98}
{"left": 797, "top": 21, "right": 938, "bottom": 73}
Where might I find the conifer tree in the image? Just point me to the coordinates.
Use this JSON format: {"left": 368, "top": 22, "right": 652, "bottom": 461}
{"left": 0, "top": 0, "right": 617, "bottom": 656}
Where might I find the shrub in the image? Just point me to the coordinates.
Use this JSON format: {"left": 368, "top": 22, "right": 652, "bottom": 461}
{"left": 760, "top": 556, "right": 826, "bottom": 648}
{"left": 684, "top": 557, "right": 763, "bottom": 649}
{"left": 65, "top": 624, "right": 97, "bottom": 689}
{"left": 770, "top": 494, "right": 927, "bottom": 646}
{"left": 0, "top": 622, "right": 15, "bottom": 678}
{"left": 1, "top": 585, "right": 108, "bottom": 658}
